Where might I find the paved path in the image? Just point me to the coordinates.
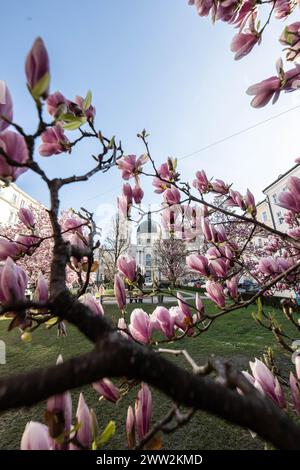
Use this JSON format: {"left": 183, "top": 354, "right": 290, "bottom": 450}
{"left": 102, "top": 291, "right": 206, "bottom": 306}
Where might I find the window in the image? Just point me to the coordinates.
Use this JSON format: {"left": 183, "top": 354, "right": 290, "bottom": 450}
{"left": 146, "top": 254, "right": 151, "bottom": 266}
{"left": 20, "top": 199, "right": 25, "bottom": 208}
{"left": 262, "top": 211, "right": 267, "bottom": 222}
{"left": 8, "top": 211, "right": 14, "bottom": 223}
{"left": 147, "top": 238, "right": 151, "bottom": 244}
{"left": 11, "top": 193, "right": 17, "bottom": 205}
{"left": 277, "top": 211, "right": 283, "bottom": 225}
{"left": 258, "top": 238, "right": 262, "bottom": 247}
{"left": 272, "top": 194, "right": 277, "bottom": 203}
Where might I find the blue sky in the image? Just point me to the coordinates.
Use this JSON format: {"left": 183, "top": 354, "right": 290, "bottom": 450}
{"left": 1, "top": 0, "right": 300, "bottom": 229}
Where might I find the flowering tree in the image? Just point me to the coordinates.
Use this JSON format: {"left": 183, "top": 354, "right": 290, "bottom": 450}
{"left": 1, "top": 26, "right": 300, "bottom": 451}
{"left": 188, "top": 0, "right": 300, "bottom": 107}
{"left": 154, "top": 238, "right": 188, "bottom": 286}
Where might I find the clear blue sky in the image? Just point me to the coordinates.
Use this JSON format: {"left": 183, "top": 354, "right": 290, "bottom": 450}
{"left": 1, "top": 0, "right": 300, "bottom": 229}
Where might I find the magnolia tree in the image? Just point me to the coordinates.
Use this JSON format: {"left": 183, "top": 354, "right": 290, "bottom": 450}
{"left": 0, "top": 206, "right": 87, "bottom": 288}
{"left": 189, "top": 0, "right": 300, "bottom": 107}
{"left": 2, "top": 23, "right": 300, "bottom": 450}
{"left": 154, "top": 238, "right": 188, "bottom": 286}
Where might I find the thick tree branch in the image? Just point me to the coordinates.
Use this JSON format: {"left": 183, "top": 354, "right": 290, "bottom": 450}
{"left": 0, "top": 333, "right": 299, "bottom": 449}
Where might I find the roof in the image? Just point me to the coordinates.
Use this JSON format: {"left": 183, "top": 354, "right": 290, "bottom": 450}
{"left": 262, "top": 163, "right": 299, "bottom": 193}
{"left": 137, "top": 220, "right": 159, "bottom": 234}
{"left": 256, "top": 199, "right": 267, "bottom": 208}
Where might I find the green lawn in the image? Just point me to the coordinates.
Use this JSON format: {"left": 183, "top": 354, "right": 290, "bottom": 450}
{"left": 0, "top": 300, "right": 297, "bottom": 450}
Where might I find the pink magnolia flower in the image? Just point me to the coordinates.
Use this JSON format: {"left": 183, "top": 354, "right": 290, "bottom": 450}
{"left": 19, "top": 208, "right": 35, "bottom": 228}
{"left": 280, "top": 23, "right": 300, "bottom": 61}
{"left": 35, "top": 273, "right": 49, "bottom": 303}
{"left": 151, "top": 306, "right": 175, "bottom": 339}
{"left": 0, "top": 257, "right": 27, "bottom": 303}
{"left": 205, "top": 280, "right": 225, "bottom": 308}
{"left": 126, "top": 405, "right": 135, "bottom": 449}
{"left": 118, "top": 195, "right": 129, "bottom": 219}
{"left": 226, "top": 276, "right": 239, "bottom": 299}
{"left": 132, "top": 184, "right": 144, "bottom": 204}
{"left": 231, "top": 32, "right": 260, "bottom": 60}
{"left": 177, "top": 292, "right": 192, "bottom": 319}
{"left": 74, "top": 95, "right": 96, "bottom": 121}
{"left": 193, "top": 170, "right": 210, "bottom": 193}
{"left": 188, "top": 0, "right": 214, "bottom": 17}
{"left": 81, "top": 293, "right": 104, "bottom": 316}
{"left": 290, "top": 372, "right": 300, "bottom": 417}
{"left": 201, "top": 218, "right": 216, "bottom": 242}
{"left": 215, "top": 225, "right": 227, "bottom": 243}
{"left": 39, "top": 125, "right": 70, "bottom": 156}
{"left": 249, "top": 358, "right": 286, "bottom": 408}
{"left": 214, "top": 0, "right": 239, "bottom": 23}
{"left": 209, "top": 258, "right": 228, "bottom": 278}
{"left": 68, "top": 233, "right": 87, "bottom": 252}
{"left": 288, "top": 227, "right": 300, "bottom": 239}
{"left": 62, "top": 217, "right": 84, "bottom": 234}
{"left": 246, "top": 63, "right": 300, "bottom": 108}
{"left": 117, "top": 154, "right": 148, "bottom": 180}
{"left": 21, "top": 422, "right": 51, "bottom": 450}
{"left": 46, "top": 91, "right": 70, "bottom": 117}
{"left": 258, "top": 257, "right": 279, "bottom": 276}
{"left": 152, "top": 176, "right": 171, "bottom": 193}
{"left": 15, "top": 235, "right": 36, "bottom": 255}
{"left": 71, "top": 393, "right": 92, "bottom": 449}
{"left": 278, "top": 192, "right": 300, "bottom": 213}
{"left": 0, "top": 131, "right": 29, "bottom": 181}
{"left": 169, "top": 306, "right": 193, "bottom": 332}
{"left": 295, "top": 355, "right": 300, "bottom": 380}
{"left": 129, "top": 308, "right": 153, "bottom": 343}
{"left": 117, "top": 255, "right": 136, "bottom": 282}
{"left": 195, "top": 293, "right": 205, "bottom": 319}
{"left": 278, "top": 177, "right": 300, "bottom": 214}
{"left": 122, "top": 183, "right": 133, "bottom": 204}
{"left": 211, "top": 179, "right": 230, "bottom": 195}
{"left": 0, "top": 238, "right": 19, "bottom": 261}
{"left": 232, "top": 0, "right": 257, "bottom": 28}
{"left": 25, "top": 37, "right": 50, "bottom": 98}
{"left": 287, "top": 176, "right": 300, "bottom": 199}
{"left": 93, "top": 378, "right": 120, "bottom": 403}
{"left": 135, "top": 383, "right": 152, "bottom": 441}
{"left": 186, "top": 253, "right": 210, "bottom": 276}
{"left": 244, "top": 188, "right": 256, "bottom": 215}
{"left": 47, "top": 355, "right": 72, "bottom": 442}
{"left": 206, "top": 246, "right": 222, "bottom": 260}
{"left": 226, "top": 189, "right": 245, "bottom": 210}
{"left": 0, "top": 84, "right": 13, "bottom": 132}
{"left": 152, "top": 160, "right": 176, "bottom": 193}
{"left": 114, "top": 274, "right": 126, "bottom": 311}
{"left": 118, "top": 317, "right": 129, "bottom": 339}
{"left": 275, "top": 0, "right": 293, "bottom": 19}
{"left": 164, "top": 187, "right": 181, "bottom": 205}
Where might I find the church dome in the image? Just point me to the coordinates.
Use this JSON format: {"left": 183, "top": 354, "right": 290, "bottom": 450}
{"left": 137, "top": 219, "right": 158, "bottom": 234}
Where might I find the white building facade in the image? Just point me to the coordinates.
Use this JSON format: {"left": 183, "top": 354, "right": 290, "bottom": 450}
{"left": 0, "top": 182, "right": 43, "bottom": 226}
{"left": 261, "top": 164, "right": 300, "bottom": 232}
{"left": 127, "top": 211, "right": 203, "bottom": 284}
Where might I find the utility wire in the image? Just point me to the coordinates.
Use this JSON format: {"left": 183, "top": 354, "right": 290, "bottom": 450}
{"left": 81, "top": 103, "right": 300, "bottom": 203}
{"left": 179, "top": 103, "right": 300, "bottom": 161}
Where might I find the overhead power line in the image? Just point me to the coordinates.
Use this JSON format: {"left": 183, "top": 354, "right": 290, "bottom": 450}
{"left": 179, "top": 104, "right": 300, "bottom": 161}
{"left": 81, "top": 103, "right": 300, "bottom": 203}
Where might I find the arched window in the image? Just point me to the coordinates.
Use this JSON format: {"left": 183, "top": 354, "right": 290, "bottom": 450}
{"left": 146, "top": 254, "right": 151, "bottom": 266}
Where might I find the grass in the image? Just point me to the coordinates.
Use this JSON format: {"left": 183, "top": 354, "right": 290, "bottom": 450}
{"left": 0, "top": 300, "right": 297, "bottom": 450}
